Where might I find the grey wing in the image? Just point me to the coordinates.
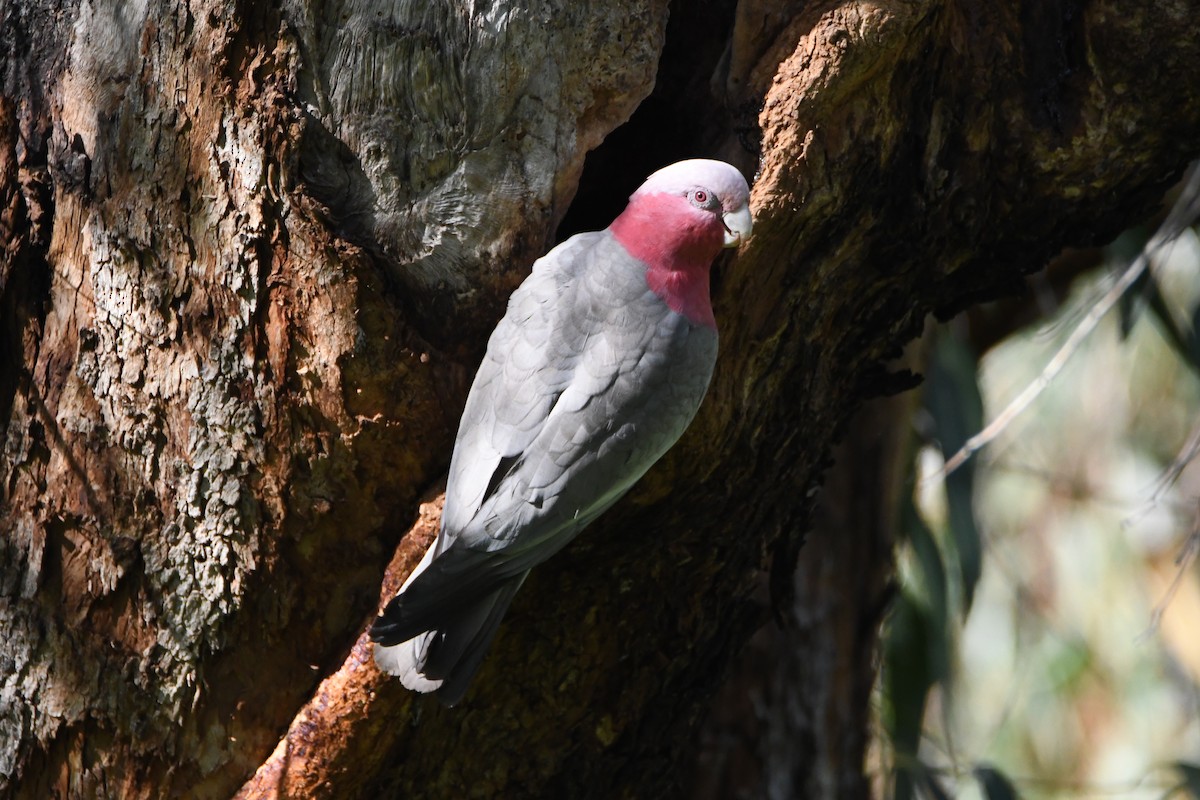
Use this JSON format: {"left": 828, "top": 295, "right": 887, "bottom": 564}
{"left": 438, "top": 232, "right": 603, "bottom": 541}
{"left": 474, "top": 309, "right": 716, "bottom": 559}
{"left": 391, "top": 234, "right": 716, "bottom": 623}
{"left": 451, "top": 240, "right": 718, "bottom": 566}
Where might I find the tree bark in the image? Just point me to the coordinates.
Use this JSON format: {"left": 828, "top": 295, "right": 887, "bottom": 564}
{"left": 688, "top": 373, "right": 919, "bottom": 800}
{"left": 1, "top": 0, "right": 1198, "bottom": 798}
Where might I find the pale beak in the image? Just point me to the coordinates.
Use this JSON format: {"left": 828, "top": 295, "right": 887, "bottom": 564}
{"left": 721, "top": 204, "right": 753, "bottom": 247}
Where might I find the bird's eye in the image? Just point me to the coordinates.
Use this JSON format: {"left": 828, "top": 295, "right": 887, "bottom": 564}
{"left": 689, "top": 188, "right": 714, "bottom": 208}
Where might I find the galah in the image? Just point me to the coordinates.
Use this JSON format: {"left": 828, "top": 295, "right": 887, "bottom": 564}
{"left": 370, "top": 159, "right": 753, "bottom": 704}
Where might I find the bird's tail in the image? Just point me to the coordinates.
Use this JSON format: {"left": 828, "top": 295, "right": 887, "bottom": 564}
{"left": 371, "top": 546, "right": 528, "bottom": 705}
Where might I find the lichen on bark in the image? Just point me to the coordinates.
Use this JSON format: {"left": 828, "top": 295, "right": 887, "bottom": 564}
{"left": 1, "top": 0, "right": 673, "bottom": 796}
{"left": 1, "top": 0, "right": 1199, "bottom": 798}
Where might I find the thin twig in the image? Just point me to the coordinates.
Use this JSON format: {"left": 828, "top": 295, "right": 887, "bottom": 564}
{"left": 925, "top": 163, "right": 1200, "bottom": 487}
{"left": 1124, "top": 418, "right": 1200, "bottom": 527}
{"left": 1141, "top": 504, "right": 1200, "bottom": 639}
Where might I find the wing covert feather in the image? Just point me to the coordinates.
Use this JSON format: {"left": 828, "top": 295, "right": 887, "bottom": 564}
{"left": 439, "top": 232, "right": 602, "bottom": 536}
{"left": 460, "top": 247, "right": 716, "bottom": 556}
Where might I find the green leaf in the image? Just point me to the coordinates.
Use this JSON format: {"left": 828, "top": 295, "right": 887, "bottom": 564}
{"left": 903, "top": 498, "right": 949, "bottom": 643}
{"left": 974, "top": 764, "right": 1021, "bottom": 800}
{"left": 925, "top": 333, "right": 983, "bottom": 611}
{"left": 895, "top": 765, "right": 918, "bottom": 800}
{"left": 886, "top": 504, "right": 953, "bottom": 800}
{"left": 1044, "top": 636, "right": 1092, "bottom": 690}
{"left": 918, "top": 766, "right": 953, "bottom": 800}
{"left": 1142, "top": 273, "right": 1200, "bottom": 379}
{"left": 1175, "top": 761, "right": 1200, "bottom": 798}
{"left": 1190, "top": 303, "right": 1200, "bottom": 370}
{"left": 1113, "top": 227, "right": 1153, "bottom": 338}
{"left": 1107, "top": 222, "right": 1200, "bottom": 377}
{"left": 894, "top": 757, "right": 952, "bottom": 800}
{"left": 885, "top": 594, "right": 933, "bottom": 763}
{"left": 885, "top": 591, "right": 938, "bottom": 800}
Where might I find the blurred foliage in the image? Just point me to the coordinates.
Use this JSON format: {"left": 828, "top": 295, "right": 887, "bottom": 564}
{"left": 881, "top": 218, "right": 1200, "bottom": 799}
{"left": 1175, "top": 761, "right": 1200, "bottom": 798}
{"left": 974, "top": 764, "right": 1021, "bottom": 800}
{"left": 926, "top": 335, "right": 985, "bottom": 613}
{"left": 1120, "top": 228, "right": 1200, "bottom": 379}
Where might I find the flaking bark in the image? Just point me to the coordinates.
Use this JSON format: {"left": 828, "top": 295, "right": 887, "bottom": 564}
{"left": 1, "top": 0, "right": 1198, "bottom": 797}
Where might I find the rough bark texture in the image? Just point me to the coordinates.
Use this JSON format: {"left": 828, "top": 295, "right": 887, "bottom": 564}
{"left": 689, "top": 382, "right": 917, "bottom": 800}
{"left": 1, "top": 0, "right": 1198, "bottom": 798}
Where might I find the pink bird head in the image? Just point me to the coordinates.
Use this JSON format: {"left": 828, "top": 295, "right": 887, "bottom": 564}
{"left": 610, "top": 159, "right": 753, "bottom": 328}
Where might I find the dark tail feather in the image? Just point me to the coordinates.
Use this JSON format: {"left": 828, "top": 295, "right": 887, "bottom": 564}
{"left": 425, "top": 573, "right": 527, "bottom": 706}
{"left": 370, "top": 547, "right": 520, "bottom": 647}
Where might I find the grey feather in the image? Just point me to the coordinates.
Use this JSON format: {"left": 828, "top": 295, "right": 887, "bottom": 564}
{"left": 371, "top": 227, "right": 719, "bottom": 703}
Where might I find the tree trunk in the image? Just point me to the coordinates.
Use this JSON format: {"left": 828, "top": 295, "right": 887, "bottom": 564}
{"left": 689, "top": 374, "right": 919, "bottom": 800}
{"left": 1, "top": 1, "right": 1198, "bottom": 798}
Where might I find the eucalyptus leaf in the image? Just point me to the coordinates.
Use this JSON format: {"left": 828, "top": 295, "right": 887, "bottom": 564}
{"left": 974, "top": 764, "right": 1021, "bottom": 800}
{"left": 926, "top": 334, "right": 984, "bottom": 611}
{"left": 887, "top": 503, "right": 954, "bottom": 800}
{"left": 1113, "top": 226, "right": 1153, "bottom": 338}
{"left": 885, "top": 593, "right": 936, "bottom": 800}
{"left": 918, "top": 764, "right": 953, "bottom": 800}
{"left": 1143, "top": 272, "right": 1200, "bottom": 378}
{"left": 1175, "top": 761, "right": 1200, "bottom": 798}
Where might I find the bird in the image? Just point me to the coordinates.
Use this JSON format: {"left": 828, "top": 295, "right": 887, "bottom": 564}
{"left": 370, "top": 159, "right": 753, "bottom": 705}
